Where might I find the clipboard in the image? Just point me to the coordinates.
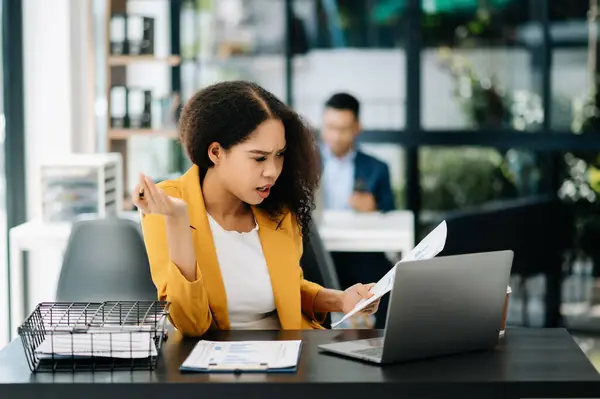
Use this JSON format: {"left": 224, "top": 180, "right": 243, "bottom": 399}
{"left": 180, "top": 360, "right": 300, "bottom": 374}
{"left": 179, "top": 340, "right": 303, "bottom": 374}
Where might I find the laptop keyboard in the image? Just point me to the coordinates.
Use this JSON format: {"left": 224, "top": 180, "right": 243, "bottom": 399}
{"left": 351, "top": 347, "right": 383, "bottom": 358}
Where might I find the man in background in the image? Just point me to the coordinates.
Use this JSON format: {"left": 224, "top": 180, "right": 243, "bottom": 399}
{"left": 319, "top": 92, "right": 395, "bottom": 328}
{"left": 320, "top": 93, "right": 395, "bottom": 213}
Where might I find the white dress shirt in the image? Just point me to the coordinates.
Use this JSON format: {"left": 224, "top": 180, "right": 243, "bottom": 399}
{"left": 322, "top": 146, "right": 356, "bottom": 210}
{"left": 207, "top": 213, "right": 281, "bottom": 330}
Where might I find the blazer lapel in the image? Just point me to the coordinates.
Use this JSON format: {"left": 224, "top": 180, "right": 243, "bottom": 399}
{"left": 181, "top": 166, "right": 230, "bottom": 330}
{"left": 253, "top": 209, "right": 302, "bottom": 329}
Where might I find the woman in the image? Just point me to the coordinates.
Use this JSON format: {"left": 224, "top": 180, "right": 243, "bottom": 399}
{"left": 133, "top": 81, "right": 379, "bottom": 336}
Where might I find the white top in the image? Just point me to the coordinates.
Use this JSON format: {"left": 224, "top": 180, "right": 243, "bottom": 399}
{"left": 207, "top": 213, "right": 281, "bottom": 330}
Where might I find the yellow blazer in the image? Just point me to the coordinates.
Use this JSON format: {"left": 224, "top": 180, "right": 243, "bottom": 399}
{"left": 140, "top": 165, "right": 326, "bottom": 336}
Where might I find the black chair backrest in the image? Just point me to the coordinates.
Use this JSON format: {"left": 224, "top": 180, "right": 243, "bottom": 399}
{"left": 300, "top": 219, "right": 340, "bottom": 329}
{"left": 56, "top": 218, "right": 157, "bottom": 302}
{"left": 435, "top": 196, "right": 573, "bottom": 277}
{"left": 300, "top": 219, "right": 341, "bottom": 290}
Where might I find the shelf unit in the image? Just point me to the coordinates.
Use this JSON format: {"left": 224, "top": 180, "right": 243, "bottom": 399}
{"left": 107, "top": 128, "right": 180, "bottom": 140}
{"left": 108, "top": 54, "right": 181, "bottom": 66}
{"left": 104, "top": 0, "right": 184, "bottom": 209}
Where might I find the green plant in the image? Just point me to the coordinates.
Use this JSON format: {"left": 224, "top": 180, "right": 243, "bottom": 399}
{"left": 560, "top": 0, "right": 600, "bottom": 263}
{"left": 437, "top": 47, "right": 511, "bottom": 129}
{"left": 570, "top": 85, "right": 600, "bottom": 168}
{"left": 559, "top": 154, "right": 600, "bottom": 260}
{"left": 420, "top": 147, "right": 517, "bottom": 211}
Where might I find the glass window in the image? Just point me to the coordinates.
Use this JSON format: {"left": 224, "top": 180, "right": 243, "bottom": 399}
{"left": 292, "top": 0, "right": 406, "bottom": 130}
{"left": 558, "top": 150, "right": 600, "bottom": 328}
{"left": 420, "top": 146, "right": 542, "bottom": 213}
{"left": 418, "top": 147, "right": 600, "bottom": 328}
{"left": 0, "top": 1, "right": 6, "bottom": 346}
{"left": 419, "top": 146, "right": 579, "bottom": 328}
{"left": 421, "top": 0, "right": 544, "bottom": 131}
{"left": 0, "top": 0, "right": 4, "bottom": 244}
{"left": 293, "top": 0, "right": 407, "bottom": 209}
{"left": 550, "top": 2, "right": 596, "bottom": 133}
{"left": 189, "top": 0, "right": 287, "bottom": 100}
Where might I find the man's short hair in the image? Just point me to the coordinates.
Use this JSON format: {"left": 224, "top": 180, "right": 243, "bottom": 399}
{"left": 324, "top": 92, "right": 360, "bottom": 120}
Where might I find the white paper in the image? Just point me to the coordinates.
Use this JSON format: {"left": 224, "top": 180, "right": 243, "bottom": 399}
{"left": 181, "top": 340, "right": 302, "bottom": 370}
{"left": 332, "top": 221, "right": 448, "bottom": 328}
{"left": 35, "top": 332, "right": 157, "bottom": 359}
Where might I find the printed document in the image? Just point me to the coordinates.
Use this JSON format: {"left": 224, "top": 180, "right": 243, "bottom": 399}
{"left": 35, "top": 332, "right": 157, "bottom": 359}
{"left": 332, "top": 220, "right": 447, "bottom": 328}
{"left": 180, "top": 340, "right": 302, "bottom": 372}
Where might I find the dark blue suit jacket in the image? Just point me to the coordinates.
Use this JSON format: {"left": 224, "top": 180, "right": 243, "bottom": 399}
{"left": 353, "top": 151, "right": 396, "bottom": 212}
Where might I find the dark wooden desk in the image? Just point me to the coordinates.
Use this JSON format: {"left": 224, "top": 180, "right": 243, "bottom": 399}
{"left": 1, "top": 328, "right": 599, "bottom": 399}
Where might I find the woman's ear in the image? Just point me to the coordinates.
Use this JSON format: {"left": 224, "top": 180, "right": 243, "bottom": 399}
{"left": 208, "top": 142, "right": 221, "bottom": 165}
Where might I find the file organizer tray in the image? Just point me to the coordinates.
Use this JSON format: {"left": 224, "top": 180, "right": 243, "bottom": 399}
{"left": 18, "top": 301, "right": 169, "bottom": 373}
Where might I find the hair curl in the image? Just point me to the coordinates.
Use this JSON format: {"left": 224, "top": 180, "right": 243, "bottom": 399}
{"left": 179, "top": 80, "right": 321, "bottom": 235}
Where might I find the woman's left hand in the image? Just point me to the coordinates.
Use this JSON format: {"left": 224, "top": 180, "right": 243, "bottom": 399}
{"left": 340, "top": 283, "right": 380, "bottom": 315}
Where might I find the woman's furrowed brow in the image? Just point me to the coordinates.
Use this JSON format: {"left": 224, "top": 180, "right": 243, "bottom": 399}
{"left": 247, "top": 147, "right": 286, "bottom": 155}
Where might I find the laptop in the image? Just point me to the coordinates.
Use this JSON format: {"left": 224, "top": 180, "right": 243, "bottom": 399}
{"left": 318, "top": 250, "right": 514, "bottom": 364}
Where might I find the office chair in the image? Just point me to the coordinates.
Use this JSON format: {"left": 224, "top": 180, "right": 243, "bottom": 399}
{"left": 432, "top": 195, "right": 573, "bottom": 327}
{"left": 300, "top": 218, "right": 341, "bottom": 329}
{"left": 301, "top": 219, "right": 341, "bottom": 291}
{"left": 55, "top": 218, "right": 157, "bottom": 302}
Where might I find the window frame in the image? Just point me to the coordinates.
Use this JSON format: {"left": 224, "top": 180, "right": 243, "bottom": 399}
{"left": 3, "top": 0, "right": 26, "bottom": 339}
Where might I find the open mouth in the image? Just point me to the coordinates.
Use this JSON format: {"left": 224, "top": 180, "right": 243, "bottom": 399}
{"left": 256, "top": 185, "right": 272, "bottom": 198}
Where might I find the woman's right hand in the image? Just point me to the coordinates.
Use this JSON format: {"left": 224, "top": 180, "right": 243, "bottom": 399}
{"left": 132, "top": 173, "right": 187, "bottom": 217}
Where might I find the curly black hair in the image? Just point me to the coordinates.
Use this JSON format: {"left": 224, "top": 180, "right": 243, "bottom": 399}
{"left": 179, "top": 80, "right": 321, "bottom": 236}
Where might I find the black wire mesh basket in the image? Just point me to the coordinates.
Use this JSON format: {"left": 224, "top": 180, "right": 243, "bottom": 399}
{"left": 18, "top": 301, "right": 170, "bottom": 373}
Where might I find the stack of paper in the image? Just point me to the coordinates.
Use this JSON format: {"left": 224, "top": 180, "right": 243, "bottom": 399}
{"left": 180, "top": 340, "right": 302, "bottom": 373}
{"left": 332, "top": 220, "right": 447, "bottom": 328}
{"left": 35, "top": 332, "right": 157, "bottom": 359}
